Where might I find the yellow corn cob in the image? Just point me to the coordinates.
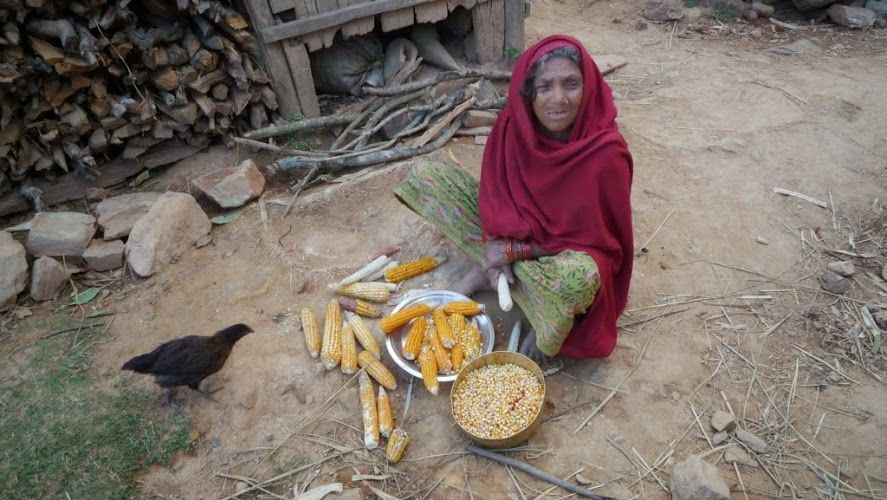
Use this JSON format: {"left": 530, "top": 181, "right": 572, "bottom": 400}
{"left": 358, "top": 371, "right": 379, "bottom": 450}
{"left": 426, "top": 323, "right": 453, "bottom": 374}
{"left": 348, "top": 314, "right": 381, "bottom": 360}
{"left": 336, "top": 282, "right": 391, "bottom": 303}
{"left": 447, "top": 312, "right": 467, "bottom": 345}
{"left": 384, "top": 256, "right": 438, "bottom": 283}
{"left": 299, "top": 308, "right": 320, "bottom": 359}
{"left": 463, "top": 322, "right": 482, "bottom": 362}
{"left": 358, "top": 350, "right": 397, "bottom": 390}
{"left": 341, "top": 321, "right": 357, "bottom": 374}
{"left": 338, "top": 297, "right": 383, "bottom": 318}
{"left": 379, "top": 303, "right": 432, "bottom": 334}
{"left": 401, "top": 316, "right": 426, "bottom": 361}
{"left": 385, "top": 428, "right": 410, "bottom": 463}
{"left": 443, "top": 301, "right": 485, "bottom": 316}
{"left": 320, "top": 300, "right": 342, "bottom": 370}
{"left": 433, "top": 307, "right": 455, "bottom": 349}
{"left": 451, "top": 341, "right": 465, "bottom": 371}
{"left": 377, "top": 386, "right": 393, "bottom": 438}
{"left": 418, "top": 345, "right": 439, "bottom": 395}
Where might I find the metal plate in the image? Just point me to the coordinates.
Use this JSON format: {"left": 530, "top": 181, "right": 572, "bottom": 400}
{"left": 385, "top": 289, "right": 495, "bottom": 383}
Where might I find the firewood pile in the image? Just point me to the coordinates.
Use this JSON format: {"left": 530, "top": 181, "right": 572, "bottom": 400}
{"left": 0, "top": 0, "right": 280, "bottom": 196}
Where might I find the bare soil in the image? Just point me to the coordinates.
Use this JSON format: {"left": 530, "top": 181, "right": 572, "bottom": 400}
{"left": 5, "top": 1, "right": 887, "bottom": 498}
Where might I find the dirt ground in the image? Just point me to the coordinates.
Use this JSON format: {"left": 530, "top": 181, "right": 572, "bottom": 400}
{"left": 6, "top": 0, "right": 887, "bottom": 498}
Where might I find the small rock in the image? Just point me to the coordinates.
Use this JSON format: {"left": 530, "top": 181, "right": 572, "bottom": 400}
{"left": 819, "top": 270, "right": 849, "bottom": 294}
{"left": 873, "top": 310, "right": 887, "bottom": 330}
{"left": 670, "top": 454, "right": 730, "bottom": 500}
{"left": 85, "top": 187, "right": 110, "bottom": 202}
{"left": 735, "top": 428, "right": 767, "bottom": 453}
{"left": 867, "top": 0, "right": 887, "bottom": 17}
{"left": 725, "top": 446, "right": 758, "bottom": 467}
{"left": 30, "top": 256, "right": 69, "bottom": 301}
{"left": 462, "top": 110, "right": 498, "bottom": 128}
{"left": 826, "top": 260, "right": 855, "bottom": 277}
{"left": 711, "top": 431, "right": 729, "bottom": 445}
{"left": 327, "top": 489, "right": 364, "bottom": 500}
{"left": 0, "top": 232, "right": 28, "bottom": 312}
{"left": 635, "top": 19, "right": 649, "bottom": 30}
{"left": 192, "top": 159, "right": 265, "bottom": 208}
{"left": 242, "top": 389, "right": 258, "bottom": 409}
{"left": 236, "top": 481, "right": 249, "bottom": 493}
{"left": 26, "top": 212, "right": 96, "bottom": 257}
{"left": 770, "top": 38, "right": 821, "bottom": 55}
{"left": 125, "top": 192, "right": 211, "bottom": 277}
{"left": 752, "top": 2, "right": 775, "bottom": 16}
{"left": 94, "top": 192, "right": 162, "bottom": 240}
{"left": 474, "top": 135, "right": 488, "bottom": 145}
{"left": 744, "top": 9, "right": 759, "bottom": 19}
{"left": 644, "top": 0, "right": 684, "bottom": 22}
{"left": 756, "top": 236, "right": 770, "bottom": 245}
{"left": 827, "top": 4, "right": 876, "bottom": 27}
{"left": 711, "top": 410, "right": 737, "bottom": 432}
{"left": 749, "top": 28, "right": 763, "bottom": 38}
{"left": 83, "top": 239, "right": 125, "bottom": 271}
{"left": 685, "top": 6, "right": 703, "bottom": 19}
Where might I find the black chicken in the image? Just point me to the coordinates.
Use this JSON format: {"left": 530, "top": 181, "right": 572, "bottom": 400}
{"left": 122, "top": 323, "right": 253, "bottom": 403}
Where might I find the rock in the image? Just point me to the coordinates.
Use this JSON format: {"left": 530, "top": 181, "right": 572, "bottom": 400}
{"left": 770, "top": 39, "right": 821, "bottom": 55}
{"left": 125, "top": 192, "right": 211, "bottom": 277}
{"left": 756, "top": 236, "right": 770, "bottom": 245}
{"left": 826, "top": 260, "right": 855, "bottom": 277}
{"left": 735, "top": 428, "right": 767, "bottom": 453}
{"left": 867, "top": 0, "right": 887, "bottom": 16}
{"left": 462, "top": 110, "right": 498, "bottom": 128}
{"left": 711, "top": 431, "right": 729, "bottom": 445}
{"left": 644, "top": 0, "right": 684, "bottom": 21}
{"left": 744, "top": 9, "right": 759, "bottom": 19}
{"left": 827, "top": 4, "right": 876, "bottom": 26}
{"left": 192, "top": 159, "right": 265, "bottom": 208}
{"left": 725, "top": 446, "right": 758, "bottom": 467}
{"left": 793, "top": 0, "right": 836, "bottom": 11}
{"left": 711, "top": 410, "right": 737, "bottom": 432}
{"left": 26, "top": 212, "right": 96, "bottom": 257}
{"left": 85, "top": 187, "right": 109, "bottom": 201}
{"left": 819, "top": 270, "right": 849, "bottom": 294}
{"left": 636, "top": 19, "right": 649, "bottom": 30}
{"left": 94, "top": 192, "right": 162, "bottom": 240}
{"left": 30, "top": 256, "right": 69, "bottom": 301}
{"left": 0, "top": 232, "right": 28, "bottom": 311}
{"left": 328, "top": 489, "right": 364, "bottom": 500}
{"left": 685, "top": 6, "right": 703, "bottom": 19}
{"left": 83, "top": 239, "right": 125, "bottom": 271}
{"left": 242, "top": 389, "right": 257, "bottom": 409}
{"left": 670, "top": 454, "right": 730, "bottom": 500}
{"left": 752, "top": 2, "right": 775, "bottom": 16}
{"left": 873, "top": 310, "right": 887, "bottom": 330}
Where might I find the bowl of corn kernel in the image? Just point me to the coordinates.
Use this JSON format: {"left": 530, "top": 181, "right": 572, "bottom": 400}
{"left": 450, "top": 351, "right": 546, "bottom": 448}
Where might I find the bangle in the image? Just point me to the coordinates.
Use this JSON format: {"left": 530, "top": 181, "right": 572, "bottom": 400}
{"left": 505, "top": 240, "right": 516, "bottom": 262}
{"left": 519, "top": 241, "right": 532, "bottom": 260}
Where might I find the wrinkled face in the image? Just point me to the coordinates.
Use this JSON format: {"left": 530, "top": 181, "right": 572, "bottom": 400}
{"left": 531, "top": 57, "right": 584, "bottom": 137}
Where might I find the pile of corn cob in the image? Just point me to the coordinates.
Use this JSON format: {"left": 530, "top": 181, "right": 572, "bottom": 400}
{"left": 380, "top": 300, "right": 486, "bottom": 396}
{"left": 296, "top": 250, "right": 443, "bottom": 461}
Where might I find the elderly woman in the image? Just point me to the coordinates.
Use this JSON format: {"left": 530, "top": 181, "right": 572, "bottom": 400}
{"left": 395, "top": 35, "right": 633, "bottom": 363}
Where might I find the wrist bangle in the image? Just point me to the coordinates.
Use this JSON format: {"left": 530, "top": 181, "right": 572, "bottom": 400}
{"left": 520, "top": 241, "right": 532, "bottom": 260}
{"left": 505, "top": 240, "right": 516, "bottom": 262}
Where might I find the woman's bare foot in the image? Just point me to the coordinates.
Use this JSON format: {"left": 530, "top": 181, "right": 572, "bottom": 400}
{"left": 518, "top": 331, "right": 564, "bottom": 373}
{"left": 449, "top": 264, "right": 487, "bottom": 297}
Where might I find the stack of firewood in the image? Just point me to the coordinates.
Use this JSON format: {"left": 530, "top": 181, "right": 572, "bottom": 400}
{"left": 0, "top": 0, "right": 280, "bottom": 195}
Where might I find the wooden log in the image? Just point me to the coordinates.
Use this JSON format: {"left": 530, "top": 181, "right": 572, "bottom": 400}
{"left": 210, "top": 83, "right": 229, "bottom": 100}
{"left": 191, "top": 48, "right": 219, "bottom": 72}
{"left": 26, "top": 19, "right": 78, "bottom": 50}
{"left": 245, "top": 113, "right": 358, "bottom": 139}
{"left": 151, "top": 67, "right": 180, "bottom": 91}
{"left": 260, "top": 85, "right": 279, "bottom": 110}
{"left": 249, "top": 103, "right": 269, "bottom": 130}
{"left": 188, "top": 68, "right": 227, "bottom": 93}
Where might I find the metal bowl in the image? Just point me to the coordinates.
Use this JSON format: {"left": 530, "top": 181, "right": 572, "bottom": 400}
{"left": 450, "top": 351, "right": 546, "bottom": 449}
{"left": 384, "top": 289, "right": 495, "bottom": 383}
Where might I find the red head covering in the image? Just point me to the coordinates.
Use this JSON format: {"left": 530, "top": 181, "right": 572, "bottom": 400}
{"left": 478, "top": 34, "right": 633, "bottom": 358}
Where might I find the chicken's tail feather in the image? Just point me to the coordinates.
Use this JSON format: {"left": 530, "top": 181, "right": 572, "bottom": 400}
{"left": 122, "top": 351, "right": 159, "bottom": 373}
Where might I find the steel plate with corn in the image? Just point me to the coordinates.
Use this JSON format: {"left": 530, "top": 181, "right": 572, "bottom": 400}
{"left": 384, "top": 290, "right": 495, "bottom": 385}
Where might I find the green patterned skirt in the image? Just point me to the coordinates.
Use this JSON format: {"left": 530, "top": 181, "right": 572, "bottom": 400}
{"left": 393, "top": 162, "right": 601, "bottom": 356}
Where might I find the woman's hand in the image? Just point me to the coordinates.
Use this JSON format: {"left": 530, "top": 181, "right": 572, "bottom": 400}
{"left": 483, "top": 238, "right": 514, "bottom": 288}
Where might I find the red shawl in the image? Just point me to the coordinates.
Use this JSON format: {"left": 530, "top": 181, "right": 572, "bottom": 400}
{"left": 478, "top": 35, "right": 633, "bottom": 358}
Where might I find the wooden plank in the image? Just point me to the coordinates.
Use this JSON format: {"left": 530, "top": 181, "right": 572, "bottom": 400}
{"left": 503, "top": 0, "right": 524, "bottom": 65}
{"left": 282, "top": 41, "right": 321, "bottom": 118}
{"left": 381, "top": 7, "right": 415, "bottom": 32}
{"left": 471, "top": 0, "right": 504, "bottom": 64}
{"left": 243, "top": 1, "right": 303, "bottom": 118}
{"left": 415, "top": 0, "right": 449, "bottom": 22}
{"left": 340, "top": 0, "right": 375, "bottom": 38}
{"left": 448, "top": 0, "right": 479, "bottom": 12}
{"left": 292, "top": 0, "right": 325, "bottom": 51}
{"left": 262, "top": 0, "right": 437, "bottom": 43}
{"left": 315, "top": 0, "right": 341, "bottom": 48}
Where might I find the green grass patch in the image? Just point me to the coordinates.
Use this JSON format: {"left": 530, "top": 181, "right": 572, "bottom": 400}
{"left": 0, "top": 319, "right": 192, "bottom": 498}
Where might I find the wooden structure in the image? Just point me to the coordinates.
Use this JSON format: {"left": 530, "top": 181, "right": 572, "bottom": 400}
{"left": 244, "top": 0, "right": 525, "bottom": 119}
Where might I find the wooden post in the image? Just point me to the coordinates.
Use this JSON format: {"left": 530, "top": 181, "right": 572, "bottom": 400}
{"left": 243, "top": 1, "right": 303, "bottom": 118}
{"left": 282, "top": 40, "right": 321, "bottom": 118}
{"left": 472, "top": 0, "right": 505, "bottom": 64}
{"left": 503, "top": 0, "right": 525, "bottom": 65}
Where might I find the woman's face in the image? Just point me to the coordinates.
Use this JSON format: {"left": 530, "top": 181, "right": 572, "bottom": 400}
{"left": 531, "top": 57, "right": 584, "bottom": 136}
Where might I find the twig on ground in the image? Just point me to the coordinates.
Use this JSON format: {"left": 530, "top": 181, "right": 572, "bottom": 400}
{"left": 635, "top": 209, "right": 674, "bottom": 256}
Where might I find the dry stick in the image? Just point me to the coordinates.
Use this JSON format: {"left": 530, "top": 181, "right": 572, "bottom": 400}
{"left": 772, "top": 188, "right": 827, "bottom": 208}
{"left": 215, "top": 473, "right": 286, "bottom": 499}
{"left": 761, "top": 312, "right": 793, "bottom": 338}
{"left": 362, "top": 68, "right": 512, "bottom": 96}
{"left": 467, "top": 446, "right": 610, "bottom": 499}
{"left": 411, "top": 96, "right": 476, "bottom": 148}
{"left": 232, "top": 137, "right": 326, "bottom": 157}
{"left": 635, "top": 208, "right": 674, "bottom": 256}
{"left": 733, "top": 462, "right": 750, "bottom": 500}
{"left": 245, "top": 113, "right": 358, "bottom": 139}
{"left": 689, "top": 401, "right": 715, "bottom": 451}
{"left": 617, "top": 307, "right": 688, "bottom": 329}
{"left": 792, "top": 345, "right": 861, "bottom": 384}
